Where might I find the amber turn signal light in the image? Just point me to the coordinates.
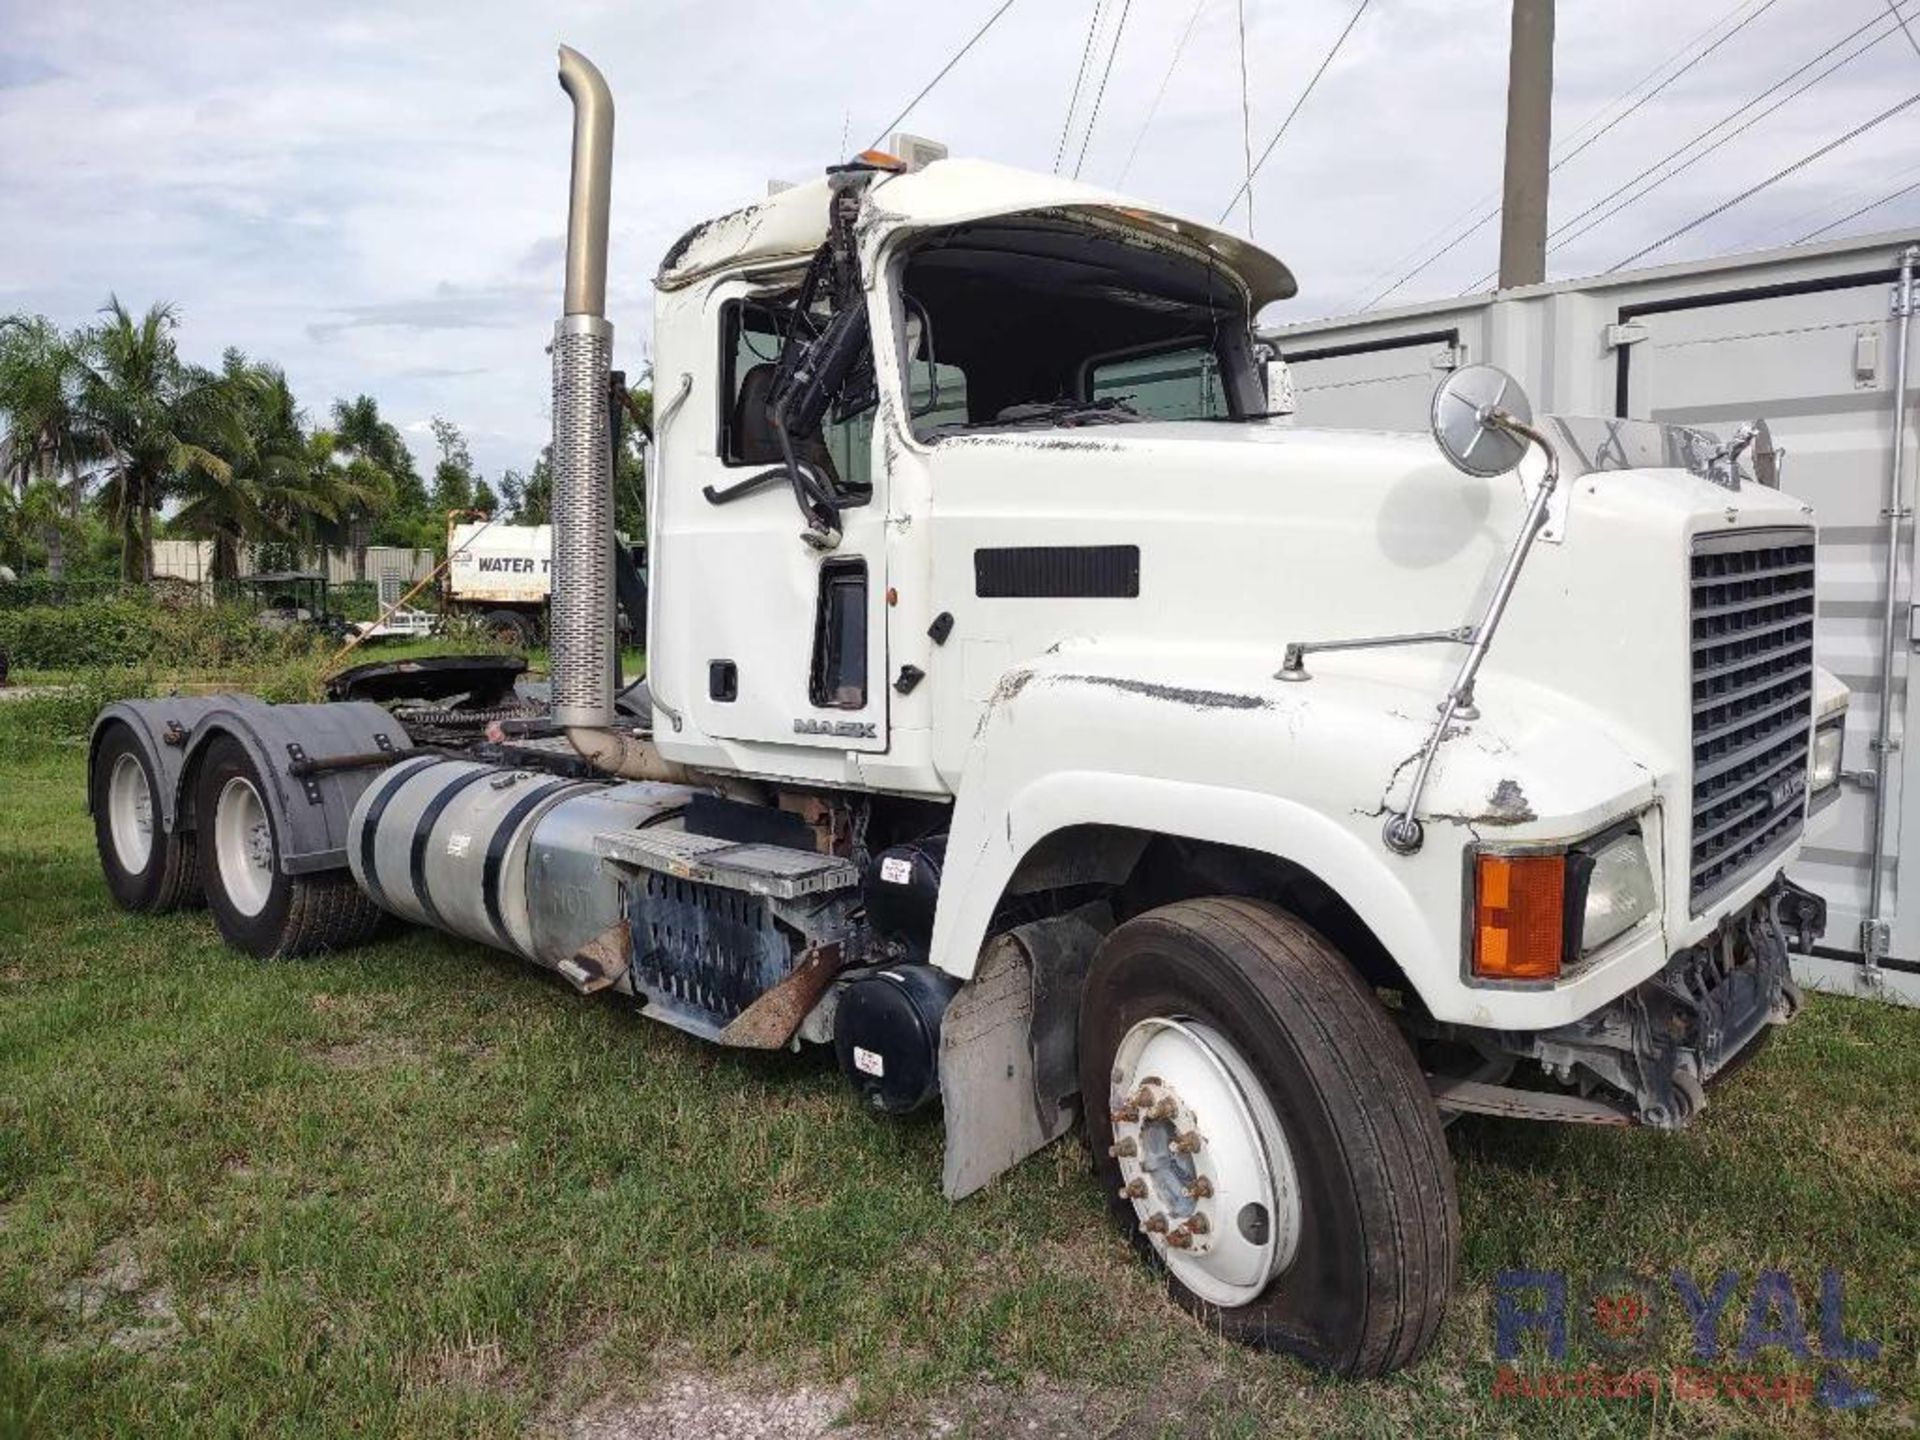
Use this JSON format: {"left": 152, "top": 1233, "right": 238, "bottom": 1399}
{"left": 1472, "top": 852, "right": 1566, "bottom": 981}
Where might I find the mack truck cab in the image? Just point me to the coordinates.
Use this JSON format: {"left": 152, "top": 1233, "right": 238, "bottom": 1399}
{"left": 85, "top": 48, "right": 1847, "bottom": 1379}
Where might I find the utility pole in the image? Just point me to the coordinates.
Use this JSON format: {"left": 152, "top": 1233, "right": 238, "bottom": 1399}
{"left": 1498, "top": 0, "right": 1555, "bottom": 289}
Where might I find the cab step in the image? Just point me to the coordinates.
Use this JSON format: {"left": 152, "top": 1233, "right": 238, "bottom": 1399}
{"left": 595, "top": 827, "right": 858, "bottom": 898}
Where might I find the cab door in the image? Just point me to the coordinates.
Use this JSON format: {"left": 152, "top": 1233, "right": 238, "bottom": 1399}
{"left": 667, "top": 280, "right": 889, "bottom": 757}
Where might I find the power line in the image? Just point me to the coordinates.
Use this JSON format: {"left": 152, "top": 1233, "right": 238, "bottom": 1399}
{"left": 1545, "top": 0, "right": 1782, "bottom": 178}
{"left": 1115, "top": 0, "right": 1209, "bottom": 186}
{"left": 1236, "top": 0, "right": 1254, "bottom": 235}
{"left": 1362, "top": 0, "right": 1782, "bottom": 308}
{"left": 1888, "top": 0, "right": 1920, "bottom": 59}
{"left": 1345, "top": 0, "right": 1769, "bottom": 309}
{"left": 868, "top": 0, "right": 1021, "bottom": 151}
{"left": 1217, "top": 0, "right": 1372, "bottom": 222}
{"left": 1609, "top": 89, "right": 1920, "bottom": 271}
{"left": 1072, "top": 0, "right": 1134, "bottom": 180}
{"left": 1797, "top": 175, "right": 1920, "bottom": 242}
{"left": 1465, "top": 4, "right": 1914, "bottom": 287}
{"left": 1055, "top": 0, "right": 1107, "bottom": 174}
{"left": 1756, "top": 149, "right": 1920, "bottom": 243}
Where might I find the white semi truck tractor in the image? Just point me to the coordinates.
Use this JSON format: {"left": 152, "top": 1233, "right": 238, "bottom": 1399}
{"left": 84, "top": 48, "right": 1849, "bottom": 1377}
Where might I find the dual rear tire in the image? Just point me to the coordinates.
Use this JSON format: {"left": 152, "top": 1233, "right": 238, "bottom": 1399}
{"left": 91, "top": 727, "right": 379, "bottom": 958}
{"left": 92, "top": 723, "right": 201, "bottom": 914}
{"left": 191, "top": 735, "right": 382, "bottom": 958}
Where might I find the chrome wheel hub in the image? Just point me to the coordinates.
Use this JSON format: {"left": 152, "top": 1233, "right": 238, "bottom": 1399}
{"left": 215, "top": 776, "right": 274, "bottom": 917}
{"left": 1109, "top": 1017, "right": 1301, "bottom": 1307}
{"left": 107, "top": 753, "right": 155, "bottom": 873}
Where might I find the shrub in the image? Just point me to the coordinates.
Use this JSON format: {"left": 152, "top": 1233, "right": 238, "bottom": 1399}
{"left": 0, "top": 598, "right": 160, "bottom": 669}
{"left": 0, "top": 598, "right": 341, "bottom": 675}
{"left": 0, "top": 666, "right": 160, "bottom": 742}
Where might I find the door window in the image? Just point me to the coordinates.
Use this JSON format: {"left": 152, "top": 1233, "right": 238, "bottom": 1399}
{"left": 719, "top": 299, "right": 873, "bottom": 500}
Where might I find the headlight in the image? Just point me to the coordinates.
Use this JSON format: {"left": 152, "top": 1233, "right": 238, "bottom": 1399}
{"left": 1809, "top": 716, "right": 1844, "bottom": 803}
{"left": 1573, "top": 830, "right": 1658, "bottom": 955}
{"left": 1469, "top": 822, "right": 1658, "bottom": 984}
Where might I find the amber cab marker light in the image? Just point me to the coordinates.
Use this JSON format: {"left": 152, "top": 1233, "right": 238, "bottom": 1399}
{"left": 1473, "top": 852, "right": 1565, "bottom": 981}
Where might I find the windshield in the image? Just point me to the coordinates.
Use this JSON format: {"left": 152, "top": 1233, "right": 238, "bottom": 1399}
{"left": 896, "top": 214, "right": 1261, "bottom": 439}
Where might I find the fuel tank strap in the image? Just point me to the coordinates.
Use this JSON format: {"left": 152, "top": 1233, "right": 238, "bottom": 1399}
{"left": 408, "top": 767, "right": 499, "bottom": 928}
{"left": 480, "top": 779, "right": 595, "bottom": 951}
{"left": 357, "top": 754, "right": 451, "bottom": 910}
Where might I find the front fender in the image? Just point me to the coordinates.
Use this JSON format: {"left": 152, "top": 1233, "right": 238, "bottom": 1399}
{"left": 927, "top": 652, "right": 1665, "bottom": 1028}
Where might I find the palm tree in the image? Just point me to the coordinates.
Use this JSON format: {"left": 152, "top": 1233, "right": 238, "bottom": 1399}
{"left": 0, "top": 474, "right": 77, "bottom": 581}
{"left": 70, "top": 299, "right": 230, "bottom": 582}
{"left": 0, "top": 317, "right": 94, "bottom": 575}
{"left": 169, "top": 352, "right": 281, "bottom": 582}
{"left": 173, "top": 356, "right": 395, "bottom": 581}
{"left": 298, "top": 428, "right": 395, "bottom": 555}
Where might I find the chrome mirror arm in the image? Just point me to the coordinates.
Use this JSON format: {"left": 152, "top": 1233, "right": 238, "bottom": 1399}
{"left": 1382, "top": 412, "right": 1560, "bottom": 857}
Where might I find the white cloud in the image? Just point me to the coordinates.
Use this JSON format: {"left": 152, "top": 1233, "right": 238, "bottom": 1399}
{"left": 3, "top": 0, "right": 1917, "bottom": 478}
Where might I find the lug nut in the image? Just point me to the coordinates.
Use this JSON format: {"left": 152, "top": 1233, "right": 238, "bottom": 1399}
{"left": 1146, "top": 1097, "right": 1179, "bottom": 1122}
{"left": 1119, "top": 1178, "right": 1147, "bottom": 1199}
{"left": 1184, "top": 1176, "right": 1213, "bottom": 1199}
{"left": 1144, "top": 1213, "right": 1169, "bottom": 1234}
{"left": 1108, "top": 1138, "right": 1138, "bottom": 1159}
{"left": 1171, "top": 1130, "right": 1202, "bottom": 1153}
{"left": 1128, "top": 1085, "right": 1156, "bottom": 1109}
{"left": 1165, "top": 1226, "right": 1194, "bottom": 1250}
{"left": 1110, "top": 1106, "right": 1139, "bottom": 1124}
{"left": 1187, "top": 1212, "right": 1211, "bottom": 1235}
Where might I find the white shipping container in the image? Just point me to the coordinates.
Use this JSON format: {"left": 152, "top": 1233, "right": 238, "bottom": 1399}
{"left": 1260, "top": 229, "right": 1920, "bottom": 1003}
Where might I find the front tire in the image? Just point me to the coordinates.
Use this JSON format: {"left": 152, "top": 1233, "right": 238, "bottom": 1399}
{"left": 91, "top": 723, "right": 201, "bottom": 913}
{"left": 194, "top": 734, "right": 382, "bottom": 959}
{"left": 1079, "top": 898, "right": 1457, "bottom": 1378}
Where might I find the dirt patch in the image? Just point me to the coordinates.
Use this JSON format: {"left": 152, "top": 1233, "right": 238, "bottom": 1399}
{"left": 918, "top": 1378, "right": 1127, "bottom": 1438}
{"left": 564, "top": 1371, "right": 864, "bottom": 1440}
{"left": 53, "top": 1241, "right": 184, "bottom": 1355}
{"left": 414, "top": 1334, "right": 512, "bottom": 1392}
{"left": 307, "top": 1036, "right": 425, "bottom": 1071}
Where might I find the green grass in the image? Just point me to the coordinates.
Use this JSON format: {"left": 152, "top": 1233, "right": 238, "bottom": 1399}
{"left": 1, "top": 710, "right": 1916, "bottom": 1436}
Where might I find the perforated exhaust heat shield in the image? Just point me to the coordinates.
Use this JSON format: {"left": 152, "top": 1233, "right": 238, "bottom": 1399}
{"left": 550, "top": 45, "right": 616, "bottom": 729}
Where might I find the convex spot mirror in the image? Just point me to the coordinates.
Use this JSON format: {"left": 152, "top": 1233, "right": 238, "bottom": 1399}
{"left": 1431, "top": 364, "right": 1534, "bottom": 478}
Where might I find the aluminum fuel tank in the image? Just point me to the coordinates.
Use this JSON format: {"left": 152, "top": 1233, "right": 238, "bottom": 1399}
{"left": 347, "top": 756, "right": 690, "bottom": 965}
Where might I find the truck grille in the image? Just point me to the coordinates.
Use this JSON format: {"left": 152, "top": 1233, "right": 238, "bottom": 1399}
{"left": 1688, "top": 531, "right": 1815, "bottom": 913}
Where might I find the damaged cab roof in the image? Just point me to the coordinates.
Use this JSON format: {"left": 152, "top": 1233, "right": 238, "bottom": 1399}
{"left": 654, "top": 157, "right": 1297, "bottom": 310}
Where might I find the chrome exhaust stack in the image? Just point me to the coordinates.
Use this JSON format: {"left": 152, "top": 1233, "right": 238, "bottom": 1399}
{"left": 550, "top": 45, "right": 616, "bottom": 731}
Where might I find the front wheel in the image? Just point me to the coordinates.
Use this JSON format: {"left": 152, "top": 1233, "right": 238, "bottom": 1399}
{"left": 1079, "top": 898, "right": 1458, "bottom": 1378}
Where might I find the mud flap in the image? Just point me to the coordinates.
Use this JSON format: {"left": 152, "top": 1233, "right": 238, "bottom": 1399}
{"left": 939, "top": 902, "right": 1111, "bottom": 1199}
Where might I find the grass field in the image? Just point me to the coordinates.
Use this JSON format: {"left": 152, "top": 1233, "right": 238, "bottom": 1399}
{"left": 1, "top": 694, "right": 1917, "bottom": 1437}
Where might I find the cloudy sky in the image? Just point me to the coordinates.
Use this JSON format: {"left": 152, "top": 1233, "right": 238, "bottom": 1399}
{"left": 4, "top": 0, "right": 1917, "bottom": 480}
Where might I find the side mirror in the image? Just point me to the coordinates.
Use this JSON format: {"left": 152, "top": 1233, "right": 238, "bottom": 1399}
{"left": 1430, "top": 364, "right": 1534, "bottom": 477}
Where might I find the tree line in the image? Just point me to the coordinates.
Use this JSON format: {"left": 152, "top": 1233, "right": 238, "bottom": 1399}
{"left": 0, "top": 298, "right": 649, "bottom": 585}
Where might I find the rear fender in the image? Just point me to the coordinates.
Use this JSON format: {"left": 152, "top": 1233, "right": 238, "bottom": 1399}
{"left": 95, "top": 696, "right": 411, "bottom": 875}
